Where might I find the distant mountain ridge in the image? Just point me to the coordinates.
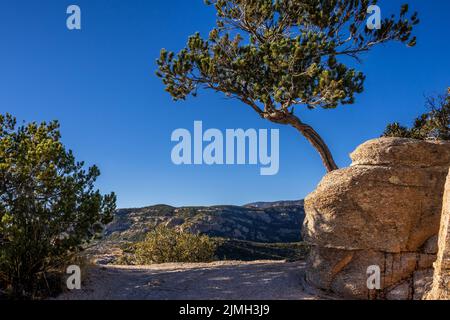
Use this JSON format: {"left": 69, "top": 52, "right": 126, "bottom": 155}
{"left": 244, "top": 200, "right": 305, "bottom": 209}
{"left": 105, "top": 200, "right": 305, "bottom": 244}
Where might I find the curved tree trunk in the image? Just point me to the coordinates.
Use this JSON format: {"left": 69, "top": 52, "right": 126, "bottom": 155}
{"left": 260, "top": 107, "right": 339, "bottom": 173}
{"left": 290, "top": 117, "right": 338, "bottom": 173}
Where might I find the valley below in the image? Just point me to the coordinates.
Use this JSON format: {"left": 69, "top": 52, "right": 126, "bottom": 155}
{"left": 89, "top": 200, "right": 307, "bottom": 265}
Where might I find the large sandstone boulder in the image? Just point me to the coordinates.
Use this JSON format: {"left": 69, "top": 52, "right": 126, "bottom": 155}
{"left": 426, "top": 170, "right": 450, "bottom": 300}
{"left": 303, "top": 138, "right": 450, "bottom": 299}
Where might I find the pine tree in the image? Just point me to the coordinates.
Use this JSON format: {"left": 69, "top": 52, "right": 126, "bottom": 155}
{"left": 157, "top": 0, "right": 418, "bottom": 172}
{"left": 383, "top": 88, "right": 450, "bottom": 140}
{"left": 0, "top": 114, "right": 116, "bottom": 298}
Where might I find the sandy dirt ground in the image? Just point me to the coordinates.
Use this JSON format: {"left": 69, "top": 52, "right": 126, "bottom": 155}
{"left": 57, "top": 260, "right": 325, "bottom": 300}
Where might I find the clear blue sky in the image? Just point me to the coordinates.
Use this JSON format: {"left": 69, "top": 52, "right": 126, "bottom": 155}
{"left": 1, "top": 0, "right": 449, "bottom": 208}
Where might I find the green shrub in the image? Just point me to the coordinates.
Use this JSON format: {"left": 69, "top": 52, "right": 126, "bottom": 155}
{"left": 132, "top": 226, "right": 217, "bottom": 264}
{"left": 0, "top": 114, "right": 116, "bottom": 299}
{"left": 383, "top": 88, "right": 450, "bottom": 140}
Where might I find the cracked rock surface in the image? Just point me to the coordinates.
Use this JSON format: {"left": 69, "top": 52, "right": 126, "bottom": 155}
{"left": 426, "top": 170, "right": 450, "bottom": 300}
{"left": 303, "top": 138, "right": 450, "bottom": 299}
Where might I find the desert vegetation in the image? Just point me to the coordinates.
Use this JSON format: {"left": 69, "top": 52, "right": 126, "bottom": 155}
{"left": 0, "top": 114, "right": 116, "bottom": 299}
{"left": 383, "top": 88, "right": 450, "bottom": 140}
{"left": 128, "top": 226, "right": 217, "bottom": 264}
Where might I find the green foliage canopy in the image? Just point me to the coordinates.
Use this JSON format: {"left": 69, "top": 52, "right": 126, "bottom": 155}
{"left": 383, "top": 88, "right": 450, "bottom": 140}
{"left": 158, "top": 0, "right": 417, "bottom": 109}
{"left": 157, "top": 0, "right": 418, "bottom": 171}
{"left": 0, "top": 114, "right": 116, "bottom": 298}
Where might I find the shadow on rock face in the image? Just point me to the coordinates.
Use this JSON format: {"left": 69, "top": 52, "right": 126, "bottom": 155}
{"left": 303, "top": 137, "right": 450, "bottom": 300}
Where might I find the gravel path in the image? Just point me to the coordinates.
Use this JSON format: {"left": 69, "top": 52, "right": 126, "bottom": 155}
{"left": 57, "top": 260, "right": 322, "bottom": 300}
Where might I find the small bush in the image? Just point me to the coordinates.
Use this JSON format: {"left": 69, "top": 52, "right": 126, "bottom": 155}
{"left": 132, "top": 226, "right": 217, "bottom": 264}
{"left": 383, "top": 88, "right": 450, "bottom": 140}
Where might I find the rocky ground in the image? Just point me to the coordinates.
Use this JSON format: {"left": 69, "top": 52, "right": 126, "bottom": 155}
{"left": 57, "top": 260, "right": 327, "bottom": 300}
{"left": 58, "top": 200, "right": 316, "bottom": 300}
